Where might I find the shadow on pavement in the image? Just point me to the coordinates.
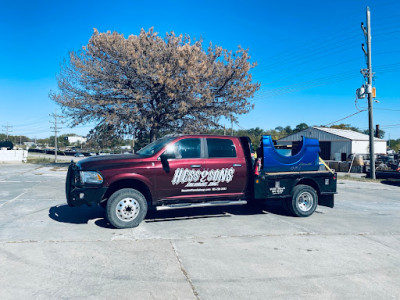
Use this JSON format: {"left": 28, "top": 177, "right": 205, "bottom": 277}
{"left": 145, "top": 200, "right": 291, "bottom": 223}
{"left": 49, "top": 204, "right": 106, "bottom": 225}
{"left": 49, "top": 200, "right": 291, "bottom": 227}
{"left": 380, "top": 179, "right": 400, "bottom": 187}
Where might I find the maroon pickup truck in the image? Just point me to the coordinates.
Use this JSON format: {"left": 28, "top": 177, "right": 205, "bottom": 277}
{"left": 66, "top": 135, "right": 337, "bottom": 228}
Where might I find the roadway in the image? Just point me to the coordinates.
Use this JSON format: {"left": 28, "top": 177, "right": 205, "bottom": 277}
{"left": 0, "top": 164, "right": 399, "bottom": 299}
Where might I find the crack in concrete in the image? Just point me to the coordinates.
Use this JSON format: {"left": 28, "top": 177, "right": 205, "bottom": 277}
{"left": 0, "top": 191, "right": 27, "bottom": 208}
{"left": 358, "top": 233, "right": 400, "bottom": 252}
{"left": 170, "top": 240, "right": 200, "bottom": 300}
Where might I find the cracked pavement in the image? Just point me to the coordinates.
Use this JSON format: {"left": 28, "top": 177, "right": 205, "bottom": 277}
{"left": 0, "top": 164, "right": 399, "bottom": 299}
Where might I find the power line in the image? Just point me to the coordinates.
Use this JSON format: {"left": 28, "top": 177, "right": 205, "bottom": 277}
{"left": 379, "top": 123, "right": 400, "bottom": 129}
{"left": 375, "top": 107, "right": 400, "bottom": 112}
{"left": 255, "top": 70, "right": 359, "bottom": 99}
{"left": 323, "top": 110, "right": 367, "bottom": 127}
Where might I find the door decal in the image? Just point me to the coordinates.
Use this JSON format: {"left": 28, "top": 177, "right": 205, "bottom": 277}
{"left": 269, "top": 181, "right": 285, "bottom": 195}
{"left": 171, "top": 168, "right": 235, "bottom": 192}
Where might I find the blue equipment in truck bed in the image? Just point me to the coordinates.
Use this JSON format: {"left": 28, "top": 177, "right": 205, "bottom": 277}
{"left": 262, "top": 135, "right": 320, "bottom": 172}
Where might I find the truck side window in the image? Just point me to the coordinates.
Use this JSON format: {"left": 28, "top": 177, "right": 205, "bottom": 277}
{"left": 207, "top": 138, "right": 237, "bottom": 158}
{"left": 163, "top": 138, "right": 201, "bottom": 159}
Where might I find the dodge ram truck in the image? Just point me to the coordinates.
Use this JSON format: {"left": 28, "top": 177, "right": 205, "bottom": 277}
{"left": 66, "top": 135, "right": 337, "bottom": 228}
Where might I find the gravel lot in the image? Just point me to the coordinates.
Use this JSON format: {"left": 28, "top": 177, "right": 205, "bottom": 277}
{"left": 0, "top": 164, "right": 399, "bottom": 299}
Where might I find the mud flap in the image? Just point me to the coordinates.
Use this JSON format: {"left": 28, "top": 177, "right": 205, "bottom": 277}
{"left": 318, "top": 194, "right": 334, "bottom": 208}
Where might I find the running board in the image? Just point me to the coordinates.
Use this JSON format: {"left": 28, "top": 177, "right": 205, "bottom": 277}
{"left": 156, "top": 200, "right": 247, "bottom": 211}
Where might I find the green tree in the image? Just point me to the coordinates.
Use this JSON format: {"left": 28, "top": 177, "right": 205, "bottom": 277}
{"left": 50, "top": 28, "right": 260, "bottom": 142}
{"left": 59, "top": 135, "right": 70, "bottom": 148}
{"left": 363, "top": 129, "right": 385, "bottom": 139}
{"left": 329, "top": 123, "right": 361, "bottom": 132}
{"left": 293, "top": 123, "right": 309, "bottom": 133}
{"left": 37, "top": 138, "right": 50, "bottom": 147}
{"left": 388, "top": 139, "right": 400, "bottom": 152}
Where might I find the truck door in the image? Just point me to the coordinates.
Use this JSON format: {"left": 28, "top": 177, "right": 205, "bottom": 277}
{"left": 201, "top": 137, "right": 247, "bottom": 198}
{"left": 154, "top": 137, "right": 204, "bottom": 200}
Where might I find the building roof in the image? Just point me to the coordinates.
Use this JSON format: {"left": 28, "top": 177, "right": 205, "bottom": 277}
{"left": 313, "top": 127, "right": 385, "bottom": 141}
{"left": 278, "top": 126, "right": 386, "bottom": 142}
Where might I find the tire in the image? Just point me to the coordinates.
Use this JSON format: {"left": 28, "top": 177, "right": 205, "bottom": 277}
{"left": 106, "top": 188, "right": 148, "bottom": 229}
{"left": 286, "top": 185, "right": 318, "bottom": 217}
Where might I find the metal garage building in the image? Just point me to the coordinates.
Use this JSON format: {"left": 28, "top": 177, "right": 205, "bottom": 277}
{"left": 278, "top": 127, "right": 387, "bottom": 161}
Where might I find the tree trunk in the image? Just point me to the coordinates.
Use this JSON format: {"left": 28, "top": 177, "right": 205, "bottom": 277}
{"left": 150, "top": 129, "right": 156, "bottom": 143}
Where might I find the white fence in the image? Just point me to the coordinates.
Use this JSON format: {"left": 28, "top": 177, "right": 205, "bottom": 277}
{"left": 0, "top": 150, "right": 28, "bottom": 163}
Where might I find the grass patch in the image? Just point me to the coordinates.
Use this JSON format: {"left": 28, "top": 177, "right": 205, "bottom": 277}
{"left": 338, "top": 175, "right": 383, "bottom": 183}
{"left": 26, "top": 157, "right": 53, "bottom": 164}
{"left": 50, "top": 166, "right": 67, "bottom": 171}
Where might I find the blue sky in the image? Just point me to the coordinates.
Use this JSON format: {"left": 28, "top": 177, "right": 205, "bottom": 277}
{"left": 1, "top": 0, "right": 399, "bottom": 140}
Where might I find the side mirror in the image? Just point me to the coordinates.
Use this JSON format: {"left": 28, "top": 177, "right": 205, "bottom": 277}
{"left": 160, "top": 154, "right": 170, "bottom": 173}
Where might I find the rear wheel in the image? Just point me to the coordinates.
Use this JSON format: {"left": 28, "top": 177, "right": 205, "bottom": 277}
{"left": 286, "top": 185, "right": 317, "bottom": 217}
{"left": 106, "top": 188, "right": 148, "bottom": 229}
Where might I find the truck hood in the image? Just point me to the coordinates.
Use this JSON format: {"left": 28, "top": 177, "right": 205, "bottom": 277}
{"left": 76, "top": 154, "right": 149, "bottom": 170}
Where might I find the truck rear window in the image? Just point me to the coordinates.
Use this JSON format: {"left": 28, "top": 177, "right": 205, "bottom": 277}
{"left": 207, "top": 138, "right": 237, "bottom": 158}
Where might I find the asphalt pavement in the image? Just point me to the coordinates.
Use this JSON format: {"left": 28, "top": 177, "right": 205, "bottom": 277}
{"left": 0, "top": 163, "right": 399, "bottom": 299}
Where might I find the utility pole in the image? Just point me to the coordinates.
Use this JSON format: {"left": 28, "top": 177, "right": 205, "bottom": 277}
{"left": 50, "top": 110, "right": 63, "bottom": 163}
{"left": 361, "top": 6, "right": 375, "bottom": 179}
{"left": 2, "top": 122, "right": 13, "bottom": 139}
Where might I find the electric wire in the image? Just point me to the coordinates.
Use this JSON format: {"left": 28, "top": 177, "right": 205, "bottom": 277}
{"left": 323, "top": 110, "right": 367, "bottom": 127}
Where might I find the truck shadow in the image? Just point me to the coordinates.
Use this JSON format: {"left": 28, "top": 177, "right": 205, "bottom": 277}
{"left": 380, "top": 180, "right": 400, "bottom": 187}
{"left": 48, "top": 204, "right": 108, "bottom": 226}
{"left": 49, "top": 201, "right": 291, "bottom": 228}
{"left": 145, "top": 200, "right": 291, "bottom": 223}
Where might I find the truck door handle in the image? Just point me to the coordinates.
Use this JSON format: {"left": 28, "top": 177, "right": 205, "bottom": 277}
{"left": 191, "top": 165, "right": 201, "bottom": 168}
{"left": 233, "top": 164, "right": 242, "bottom": 167}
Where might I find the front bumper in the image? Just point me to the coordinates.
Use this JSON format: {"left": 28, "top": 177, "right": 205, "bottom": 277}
{"left": 66, "top": 162, "right": 108, "bottom": 207}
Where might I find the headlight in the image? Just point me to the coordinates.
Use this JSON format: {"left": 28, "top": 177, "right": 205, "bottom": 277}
{"left": 80, "top": 171, "right": 103, "bottom": 184}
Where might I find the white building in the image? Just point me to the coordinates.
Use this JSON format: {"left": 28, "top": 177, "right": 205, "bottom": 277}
{"left": 67, "top": 136, "right": 87, "bottom": 145}
{"left": 278, "top": 127, "right": 387, "bottom": 161}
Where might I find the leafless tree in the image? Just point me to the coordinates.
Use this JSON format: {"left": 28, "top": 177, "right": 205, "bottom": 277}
{"left": 50, "top": 28, "right": 260, "bottom": 142}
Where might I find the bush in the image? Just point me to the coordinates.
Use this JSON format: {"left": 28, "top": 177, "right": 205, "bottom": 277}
{"left": 0, "top": 141, "right": 13, "bottom": 149}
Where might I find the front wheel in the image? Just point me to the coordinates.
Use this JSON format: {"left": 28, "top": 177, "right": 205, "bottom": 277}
{"left": 286, "top": 185, "right": 318, "bottom": 217}
{"left": 106, "top": 188, "right": 148, "bottom": 229}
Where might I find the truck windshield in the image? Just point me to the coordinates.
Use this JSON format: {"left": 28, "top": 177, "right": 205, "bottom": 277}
{"left": 136, "top": 136, "right": 176, "bottom": 157}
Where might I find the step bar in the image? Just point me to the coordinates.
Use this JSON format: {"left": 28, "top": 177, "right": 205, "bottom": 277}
{"left": 156, "top": 200, "right": 248, "bottom": 211}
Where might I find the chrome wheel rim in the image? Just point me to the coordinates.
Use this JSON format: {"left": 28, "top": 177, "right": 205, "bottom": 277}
{"left": 116, "top": 198, "right": 140, "bottom": 222}
{"left": 297, "top": 192, "right": 314, "bottom": 212}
